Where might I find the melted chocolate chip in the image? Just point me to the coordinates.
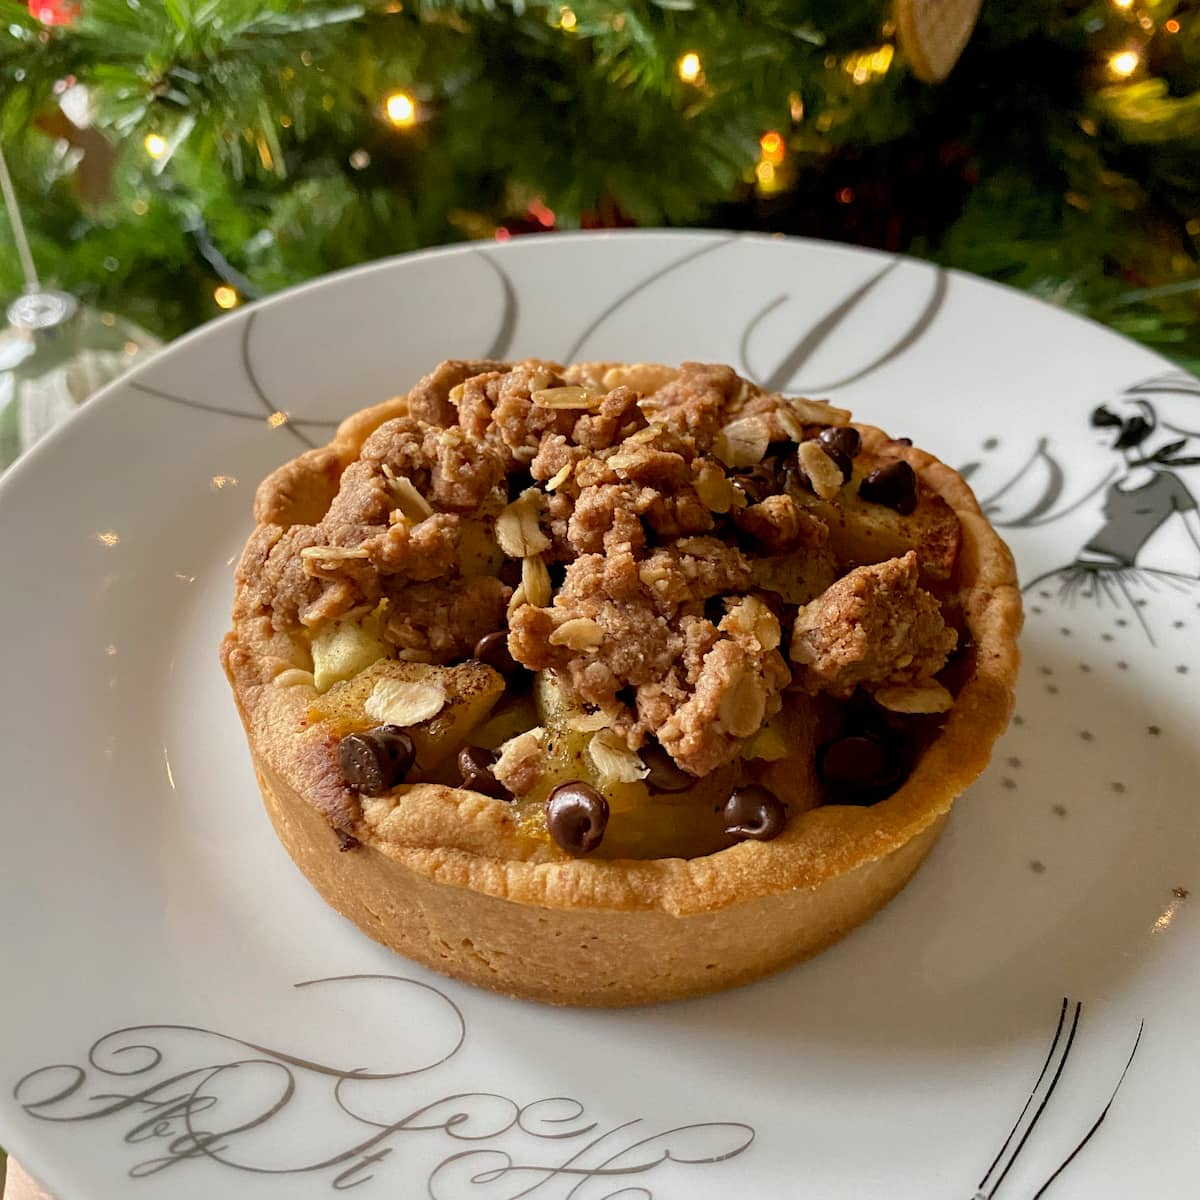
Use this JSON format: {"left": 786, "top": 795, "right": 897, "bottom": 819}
{"left": 821, "top": 444, "right": 854, "bottom": 483}
{"left": 338, "top": 726, "right": 415, "bottom": 796}
{"left": 731, "top": 461, "right": 781, "bottom": 505}
{"left": 818, "top": 425, "right": 861, "bottom": 460}
{"left": 473, "top": 630, "right": 519, "bottom": 677}
{"left": 457, "top": 745, "right": 511, "bottom": 800}
{"left": 817, "top": 733, "right": 907, "bottom": 804}
{"left": 858, "top": 460, "right": 917, "bottom": 515}
{"left": 640, "top": 743, "right": 693, "bottom": 793}
{"left": 546, "top": 782, "right": 609, "bottom": 855}
{"left": 721, "top": 785, "right": 787, "bottom": 841}
{"left": 335, "top": 828, "right": 360, "bottom": 852}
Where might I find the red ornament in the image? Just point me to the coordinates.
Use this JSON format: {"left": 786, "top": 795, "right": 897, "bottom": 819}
{"left": 28, "top": 0, "right": 80, "bottom": 26}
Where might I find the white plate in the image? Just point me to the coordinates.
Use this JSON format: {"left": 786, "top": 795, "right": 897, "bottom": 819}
{"left": 2, "top": 232, "right": 1198, "bottom": 1200}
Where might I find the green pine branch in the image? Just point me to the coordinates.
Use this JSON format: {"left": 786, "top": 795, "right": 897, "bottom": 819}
{"left": 0, "top": 0, "right": 1196, "bottom": 364}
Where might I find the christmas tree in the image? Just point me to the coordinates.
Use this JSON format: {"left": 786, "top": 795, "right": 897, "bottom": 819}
{"left": 1, "top": 0, "right": 1198, "bottom": 370}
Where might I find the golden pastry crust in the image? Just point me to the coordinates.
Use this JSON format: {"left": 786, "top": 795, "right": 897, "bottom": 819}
{"left": 222, "top": 364, "right": 1021, "bottom": 1006}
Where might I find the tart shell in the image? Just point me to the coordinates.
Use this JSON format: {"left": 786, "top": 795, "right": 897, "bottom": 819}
{"left": 222, "top": 372, "right": 1021, "bottom": 1007}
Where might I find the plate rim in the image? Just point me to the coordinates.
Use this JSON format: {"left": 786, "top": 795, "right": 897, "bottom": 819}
{"left": 0, "top": 228, "right": 1190, "bottom": 1199}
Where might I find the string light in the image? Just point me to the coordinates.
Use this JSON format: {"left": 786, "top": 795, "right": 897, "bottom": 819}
{"left": 1110, "top": 0, "right": 1134, "bottom": 9}
{"left": 384, "top": 91, "right": 416, "bottom": 127}
{"left": 1108, "top": 49, "right": 1140, "bottom": 78}
{"left": 213, "top": 285, "right": 240, "bottom": 310}
{"left": 754, "top": 129, "right": 788, "bottom": 197}
{"left": 528, "top": 198, "right": 556, "bottom": 228}
{"left": 677, "top": 52, "right": 702, "bottom": 84}
{"left": 558, "top": 6, "right": 577, "bottom": 31}
{"left": 788, "top": 92, "right": 805, "bottom": 123}
{"left": 1165, "top": 18, "right": 1181, "bottom": 33}
{"left": 143, "top": 132, "right": 167, "bottom": 159}
{"left": 759, "top": 130, "right": 785, "bottom": 166}
{"left": 844, "top": 44, "right": 894, "bottom": 86}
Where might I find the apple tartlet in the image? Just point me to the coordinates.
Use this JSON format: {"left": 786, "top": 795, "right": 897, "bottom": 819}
{"left": 221, "top": 359, "right": 1020, "bottom": 1006}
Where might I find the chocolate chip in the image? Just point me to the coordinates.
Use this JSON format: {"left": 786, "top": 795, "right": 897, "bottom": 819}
{"left": 731, "top": 462, "right": 780, "bottom": 505}
{"left": 640, "top": 743, "right": 693, "bottom": 793}
{"left": 817, "top": 733, "right": 906, "bottom": 804}
{"left": 457, "top": 745, "right": 510, "bottom": 800}
{"left": 720, "top": 785, "right": 787, "bottom": 841}
{"left": 818, "top": 425, "right": 862, "bottom": 460}
{"left": 546, "top": 781, "right": 609, "bottom": 855}
{"left": 335, "top": 828, "right": 360, "bottom": 852}
{"left": 893, "top": 436, "right": 913, "bottom": 446}
{"left": 473, "top": 630, "right": 519, "bottom": 677}
{"left": 822, "top": 444, "right": 854, "bottom": 482}
{"left": 858, "top": 460, "right": 917, "bottom": 515}
{"left": 338, "top": 726, "right": 415, "bottom": 796}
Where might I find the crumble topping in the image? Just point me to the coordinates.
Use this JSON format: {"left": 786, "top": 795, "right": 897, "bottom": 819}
{"left": 236, "top": 359, "right": 959, "bottom": 785}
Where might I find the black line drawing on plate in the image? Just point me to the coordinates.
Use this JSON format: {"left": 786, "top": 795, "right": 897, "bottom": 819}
{"left": 561, "top": 237, "right": 732, "bottom": 362}
{"left": 130, "top": 309, "right": 339, "bottom": 450}
{"left": 474, "top": 248, "right": 519, "bottom": 359}
{"left": 971, "top": 998, "right": 1144, "bottom": 1200}
{"left": 739, "top": 259, "right": 949, "bottom": 393}
{"left": 13, "top": 974, "right": 754, "bottom": 1196}
{"left": 978, "top": 372, "right": 1200, "bottom": 645}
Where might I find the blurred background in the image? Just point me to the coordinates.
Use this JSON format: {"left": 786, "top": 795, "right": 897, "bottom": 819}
{"left": 1, "top": 0, "right": 1199, "bottom": 370}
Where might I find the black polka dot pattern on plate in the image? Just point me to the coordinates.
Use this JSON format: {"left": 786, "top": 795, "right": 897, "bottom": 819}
{"left": 1006, "top": 558, "right": 1198, "bottom": 892}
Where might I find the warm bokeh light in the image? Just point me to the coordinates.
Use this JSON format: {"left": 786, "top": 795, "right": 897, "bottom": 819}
{"left": 559, "top": 6, "right": 577, "bottom": 31}
{"left": 759, "top": 130, "right": 785, "bottom": 165}
{"left": 528, "top": 198, "right": 556, "bottom": 228}
{"left": 1109, "top": 49, "right": 1140, "bottom": 78}
{"left": 143, "top": 132, "right": 167, "bottom": 159}
{"left": 213, "top": 285, "right": 240, "bottom": 310}
{"left": 384, "top": 91, "right": 416, "bottom": 127}
{"left": 1165, "top": 18, "right": 1181, "bottom": 33}
{"left": 846, "top": 44, "right": 895, "bottom": 85}
{"left": 677, "top": 52, "right": 702, "bottom": 84}
{"left": 788, "top": 91, "right": 805, "bottom": 122}
{"left": 1111, "top": 0, "right": 1134, "bottom": 9}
